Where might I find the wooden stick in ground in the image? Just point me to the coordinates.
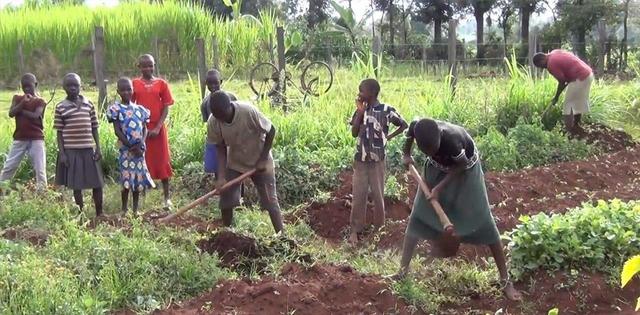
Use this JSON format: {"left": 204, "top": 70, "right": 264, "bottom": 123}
{"left": 407, "top": 164, "right": 454, "bottom": 231}
{"left": 158, "top": 169, "right": 256, "bottom": 223}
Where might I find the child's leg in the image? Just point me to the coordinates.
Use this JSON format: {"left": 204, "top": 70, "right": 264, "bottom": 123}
{"left": 370, "top": 161, "right": 386, "bottom": 228}
{"left": 219, "top": 169, "right": 242, "bottom": 227}
{"left": 92, "top": 188, "right": 103, "bottom": 217}
{"left": 121, "top": 188, "right": 129, "bottom": 212}
{"left": 253, "top": 171, "right": 284, "bottom": 233}
{"left": 350, "top": 161, "right": 369, "bottom": 242}
{"left": 0, "top": 141, "right": 29, "bottom": 183}
{"left": 28, "top": 140, "right": 47, "bottom": 191}
{"left": 488, "top": 241, "right": 522, "bottom": 301}
{"left": 395, "top": 228, "right": 420, "bottom": 278}
{"left": 132, "top": 190, "right": 140, "bottom": 213}
{"left": 161, "top": 179, "right": 171, "bottom": 205}
{"left": 73, "top": 190, "right": 84, "bottom": 210}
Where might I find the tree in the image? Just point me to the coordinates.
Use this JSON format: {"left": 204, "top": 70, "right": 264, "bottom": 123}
{"left": 620, "top": 0, "right": 631, "bottom": 69}
{"left": 556, "top": 0, "right": 618, "bottom": 59}
{"left": 495, "top": 0, "right": 514, "bottom": 46}
{"left": 328, "top": 0, "right": 372, "bottom": 49}
{"left": 513, "top": 0, "right": 540, "bottom": 46}
{"left": 306, "top": 0, "right": 329, "bottom": 28}
{"left": 413, "top": 0, "right": 453, "bottom": 47}
{"left": 467, "top": 0, "right": 497, "bottom": 61}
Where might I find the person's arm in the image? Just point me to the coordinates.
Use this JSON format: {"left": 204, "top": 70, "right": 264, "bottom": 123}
{"left": 112, "top": 121, "right": 130, "bottom": 147}
{"left": 551, "top": 80, "right": 568, "bottom": 105}
{"left": 428, "top": 148, "right": 468, "bottom": 200}
{"left": 92, "top": 127, "right": 102, "bottom": 161}
{"left": 387, "top": 112, "right": 408, "bottom": 141}
{"left": 57, "top": 131, "right": 68, "bottom": 166}
{"left": 350, "top": 106, "right": 365, "bottom": 137}
{"left": 256, "top": 125, "right": 275, "bottom": 171}
{"left": 19, "top": 100, "right": 45, "bottom": 120}
{"left": 8, "top": 96, "right": 25, "bottom": 118}
{"left": 151, "top": 105, "right": 169, "bottom": 137}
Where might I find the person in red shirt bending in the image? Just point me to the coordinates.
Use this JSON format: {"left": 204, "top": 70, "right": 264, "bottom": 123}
{"left": 533, "top": 50, "right": 594, "bottom": 135}
{"left": 132, "top": 54, "right": 175, "bottom": 209}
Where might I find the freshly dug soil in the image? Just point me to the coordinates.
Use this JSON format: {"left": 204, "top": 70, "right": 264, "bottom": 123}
{"left": 196, "top": 231, "right": 266, "bottom": 271}
{"left": 1, "top": 227, "right": 49, "bottom": 246}
{"left": 154, "top": 263, "right": 422, "bottom": 315}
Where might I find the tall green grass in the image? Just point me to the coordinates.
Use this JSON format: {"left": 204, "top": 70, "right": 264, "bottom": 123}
{"left": 0, "top": 65, "right": 638, "bottom": 205}
{"left": 0, "top": 2, "right": 278, "bottom": 82}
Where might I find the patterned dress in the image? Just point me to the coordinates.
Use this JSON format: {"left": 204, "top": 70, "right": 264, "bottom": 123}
{"left": 107, "top": 102, "right": 156, "bottom": 191}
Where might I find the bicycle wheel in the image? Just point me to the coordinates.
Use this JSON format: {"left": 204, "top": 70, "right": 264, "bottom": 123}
{"left": 250, "top": 62, "right": 279, "bottom": 99}
{"left": 301, "top": 61, "right": 333, "bottom": 97}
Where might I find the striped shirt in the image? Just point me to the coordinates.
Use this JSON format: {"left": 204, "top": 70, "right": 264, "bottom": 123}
{"left": 350, "top": 103, "right": 404, "bottom": 162}
{"left": 53, "top": 96, "right": 99, "bottom": 149}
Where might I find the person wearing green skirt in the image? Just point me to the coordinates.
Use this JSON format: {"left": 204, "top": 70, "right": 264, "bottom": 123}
{"left": 394, "top": 118, "right": 521, "bottom": 301}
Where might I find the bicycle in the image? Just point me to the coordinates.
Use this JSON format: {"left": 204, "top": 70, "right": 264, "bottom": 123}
{"left": 249, "top": 60, "right": 334, "bottom": 105}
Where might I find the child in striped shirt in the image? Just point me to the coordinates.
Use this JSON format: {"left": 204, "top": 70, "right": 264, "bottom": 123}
{"left": 54, "top": 73, "right": 104, "bottom": 217}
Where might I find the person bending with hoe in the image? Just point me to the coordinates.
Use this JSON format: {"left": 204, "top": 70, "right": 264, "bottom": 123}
{"left": 394, "top": 118, "right": 521, "bottom": 301}
{"left": 207, "top": 91, "right": 284, "bottom": 233}
{"left": 533, "top": 50, "right": 593, "bottom": 135}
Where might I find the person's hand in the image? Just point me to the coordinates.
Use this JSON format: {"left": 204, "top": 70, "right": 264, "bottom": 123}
{"left": 355, "top": 97, "right": 366, "bottom": 113}
{"left": 93, "top": 149, "right": 102, "bottom": 161}
{"left": 130, "top": 144, "right": 143, "bottom": 158}
{"left": 255, "top": 158, "right": 269, "bottom": 173}
{"left": 402, "top": 155, "right": 415, "bottom": 169}
{"left": 59, "top": 152, "right": 69, "bottom": 167}
{"left": 149, "top": 128, "right": 160, "bottom": 138}
{"left": 215, "top": 178, "right": 227, "bottom": 191}
{"left": 428, "top": 185, "right": 441, "bottom": 201}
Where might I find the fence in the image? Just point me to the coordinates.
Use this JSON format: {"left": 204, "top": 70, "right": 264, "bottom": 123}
{"left": 2, "top": 22, "right": 638, "bottom": 102}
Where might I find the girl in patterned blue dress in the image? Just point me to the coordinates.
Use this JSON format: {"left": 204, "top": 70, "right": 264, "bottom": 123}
{"left": 108, "top": 78, "right": 156, "bottom": 213}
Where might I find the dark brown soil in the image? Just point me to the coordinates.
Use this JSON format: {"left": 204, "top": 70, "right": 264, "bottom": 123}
{"left": 196, "top": 231, "right": 266, "bottom": 271}
{"left": 88, "top": 210, "right": 223, "bottom": 233}
{"left": 575, "top": 123, "right": 636, "bottom": 153}
{"left": 154, "top": 263, "right": 423, "bottom": 315}
{"left": 1, "top": 227, "right": 49, "bottom": 246}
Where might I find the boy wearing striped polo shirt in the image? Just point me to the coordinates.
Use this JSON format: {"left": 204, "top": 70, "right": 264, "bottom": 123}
{"left": 54, "top": 73, "right": 104, "bottom": 216}
{"left": 348, "top": 78, "right": 407, "bottom": 244}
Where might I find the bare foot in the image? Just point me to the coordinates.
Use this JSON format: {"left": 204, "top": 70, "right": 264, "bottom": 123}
{"left": 503, "top": 281, "right": 522, "bottom": 301}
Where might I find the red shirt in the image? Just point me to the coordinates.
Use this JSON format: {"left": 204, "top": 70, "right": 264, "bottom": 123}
{"left": 12, "top": 95, "right": 46, "bottom": 140}
{"left": 131, "top": 78, "right": 174, "bottom": 125}
{"left": 546, "top": 50, "right": 593, "bottom": 83}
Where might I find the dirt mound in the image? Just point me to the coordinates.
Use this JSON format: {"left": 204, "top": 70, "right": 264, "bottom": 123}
{"left": 444, "top": 270, "right": 640, "bottom": 315}
{"left": 197, "top": 231, "right": 265, "bottom": 270}
{"left": 576, "top": 123, "right": 636, "bottom": 152}
{"left": 304, "top": 196, "right": 411, "bottom": 240}
{"left": 1, "top": 227, "right": 49, "bottom": 246}
{"left": 155, "top": 263, "right": 422, "bottom": 315}
{"left": 486, "top": 146, "right": 640, "bottom": 231}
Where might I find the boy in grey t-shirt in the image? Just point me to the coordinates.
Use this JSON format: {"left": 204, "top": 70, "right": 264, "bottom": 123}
{"left": 207, "top": 91, "right": 283, "bottom": 233}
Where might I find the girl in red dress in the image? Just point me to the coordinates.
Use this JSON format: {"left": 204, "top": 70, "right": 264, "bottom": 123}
{"left": 132, "top": 54, "right": 174, "bottom": 209}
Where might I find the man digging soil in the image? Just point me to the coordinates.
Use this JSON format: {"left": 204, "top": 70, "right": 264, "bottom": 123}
{"left": 207, "top": 91, "right": 284, "bottom": 234}
{"left": 533, "top": 50, "right": 594, "bottom": 136}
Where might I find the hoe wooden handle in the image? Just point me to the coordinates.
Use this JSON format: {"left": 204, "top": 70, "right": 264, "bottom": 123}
{"left": 408, "top": 164, "right": 454, "bottom": 232}
{"left": 158, "top": 169, "right": 256, "bottom": 223}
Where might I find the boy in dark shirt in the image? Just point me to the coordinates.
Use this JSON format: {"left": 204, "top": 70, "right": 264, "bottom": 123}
{"left": 0, "top": 73, "right": 48, "bottom": 191}
{"left": 395, "top": 118, "right": 521, "bottom": 301}
{"left": 349, "top": 78, "right": 407, "bottom": 244}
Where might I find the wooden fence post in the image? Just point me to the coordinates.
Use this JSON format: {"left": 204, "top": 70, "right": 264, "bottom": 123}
{"left": 421, "top": 44, "right": 427, "bottom": 73}
{"left": 152, "top": 37, "right": 160, "bottom": 76}
{"left": 276, "top": 26, "right": 286, "bottom": 104}
{"left": 92, "top": 26, "right": 107, "bottom": 110}
{"left": 448, "top": 20, "right": 458, "bottom": 95}
{"left": 372, "top": 35, "right": 382, "bottom": 77}
{"left": 195, "top": 38, "right": 207, "bottom": 100}
{"left": 528, "top": 29, "right": 537, "bottom": 78}
{"left": 17, "top": 40, "right": 25, "bottom": 76}
{"left": 212, "top": 36, "right": 220, "bottom": 70}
